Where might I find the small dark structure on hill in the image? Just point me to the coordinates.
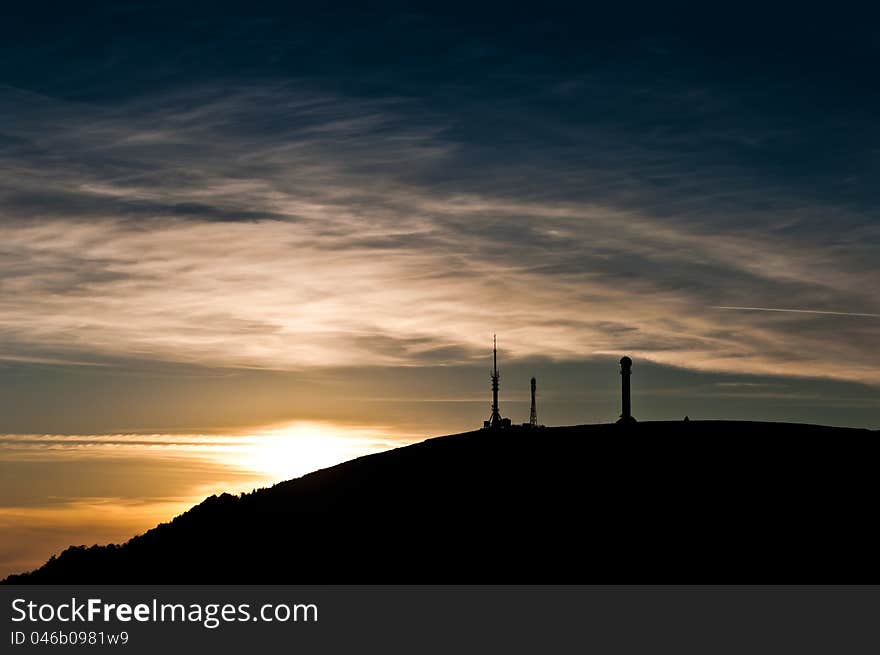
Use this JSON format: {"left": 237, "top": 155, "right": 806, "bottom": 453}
{"left": 617, "top": 356, "right": 637, "bottom": 424}
{"left": 522, "top": 376, "right": 543, "bottom": 428}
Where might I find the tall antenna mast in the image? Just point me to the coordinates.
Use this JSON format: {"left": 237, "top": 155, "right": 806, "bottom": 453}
{"left": 488, "top": 334, "right": 502, "bottom": 428}
{"left": 529, "top": 377, "right": 538, "bottom": 427}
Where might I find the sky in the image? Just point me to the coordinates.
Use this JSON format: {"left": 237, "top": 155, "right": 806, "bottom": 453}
{"left": 1, "top": 3, "right": 879, "bottom": 576}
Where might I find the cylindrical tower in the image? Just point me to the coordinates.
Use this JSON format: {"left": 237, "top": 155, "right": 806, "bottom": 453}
{"left": 617, "top": 356, "right": 636, "bottom": 424}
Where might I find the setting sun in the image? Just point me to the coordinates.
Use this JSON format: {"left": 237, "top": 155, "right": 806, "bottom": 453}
{"left": 238, "top": 422, "right": 408, "bottom": 483}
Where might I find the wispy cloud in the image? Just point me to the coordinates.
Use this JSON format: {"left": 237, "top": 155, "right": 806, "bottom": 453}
{"left": 1, "top": 84, "right": 878, "bottom": 384}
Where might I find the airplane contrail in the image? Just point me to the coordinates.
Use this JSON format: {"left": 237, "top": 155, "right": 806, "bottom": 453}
{"left": 713, "top": 306, "right": 880, "bottom": 318}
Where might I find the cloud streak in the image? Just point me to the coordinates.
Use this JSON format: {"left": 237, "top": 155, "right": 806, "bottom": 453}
{"left": 0, "top": 83, "right": 878, "bottom": 384}
{"left": 714, "top": 306, "right": 880, "bottom": 319}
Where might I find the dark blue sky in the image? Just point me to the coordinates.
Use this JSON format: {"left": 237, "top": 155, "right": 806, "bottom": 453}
{"left": 6, "top": 4, "right": 879, "bottom": 219}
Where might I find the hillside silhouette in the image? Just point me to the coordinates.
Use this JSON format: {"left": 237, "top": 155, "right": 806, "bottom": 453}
{"left": 4, "top": 421, "right": 879, "bottom": 583}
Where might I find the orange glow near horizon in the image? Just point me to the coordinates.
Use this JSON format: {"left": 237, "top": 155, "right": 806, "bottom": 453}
{"left": 0, "top": 421, "right": 418, "bottom": 579}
